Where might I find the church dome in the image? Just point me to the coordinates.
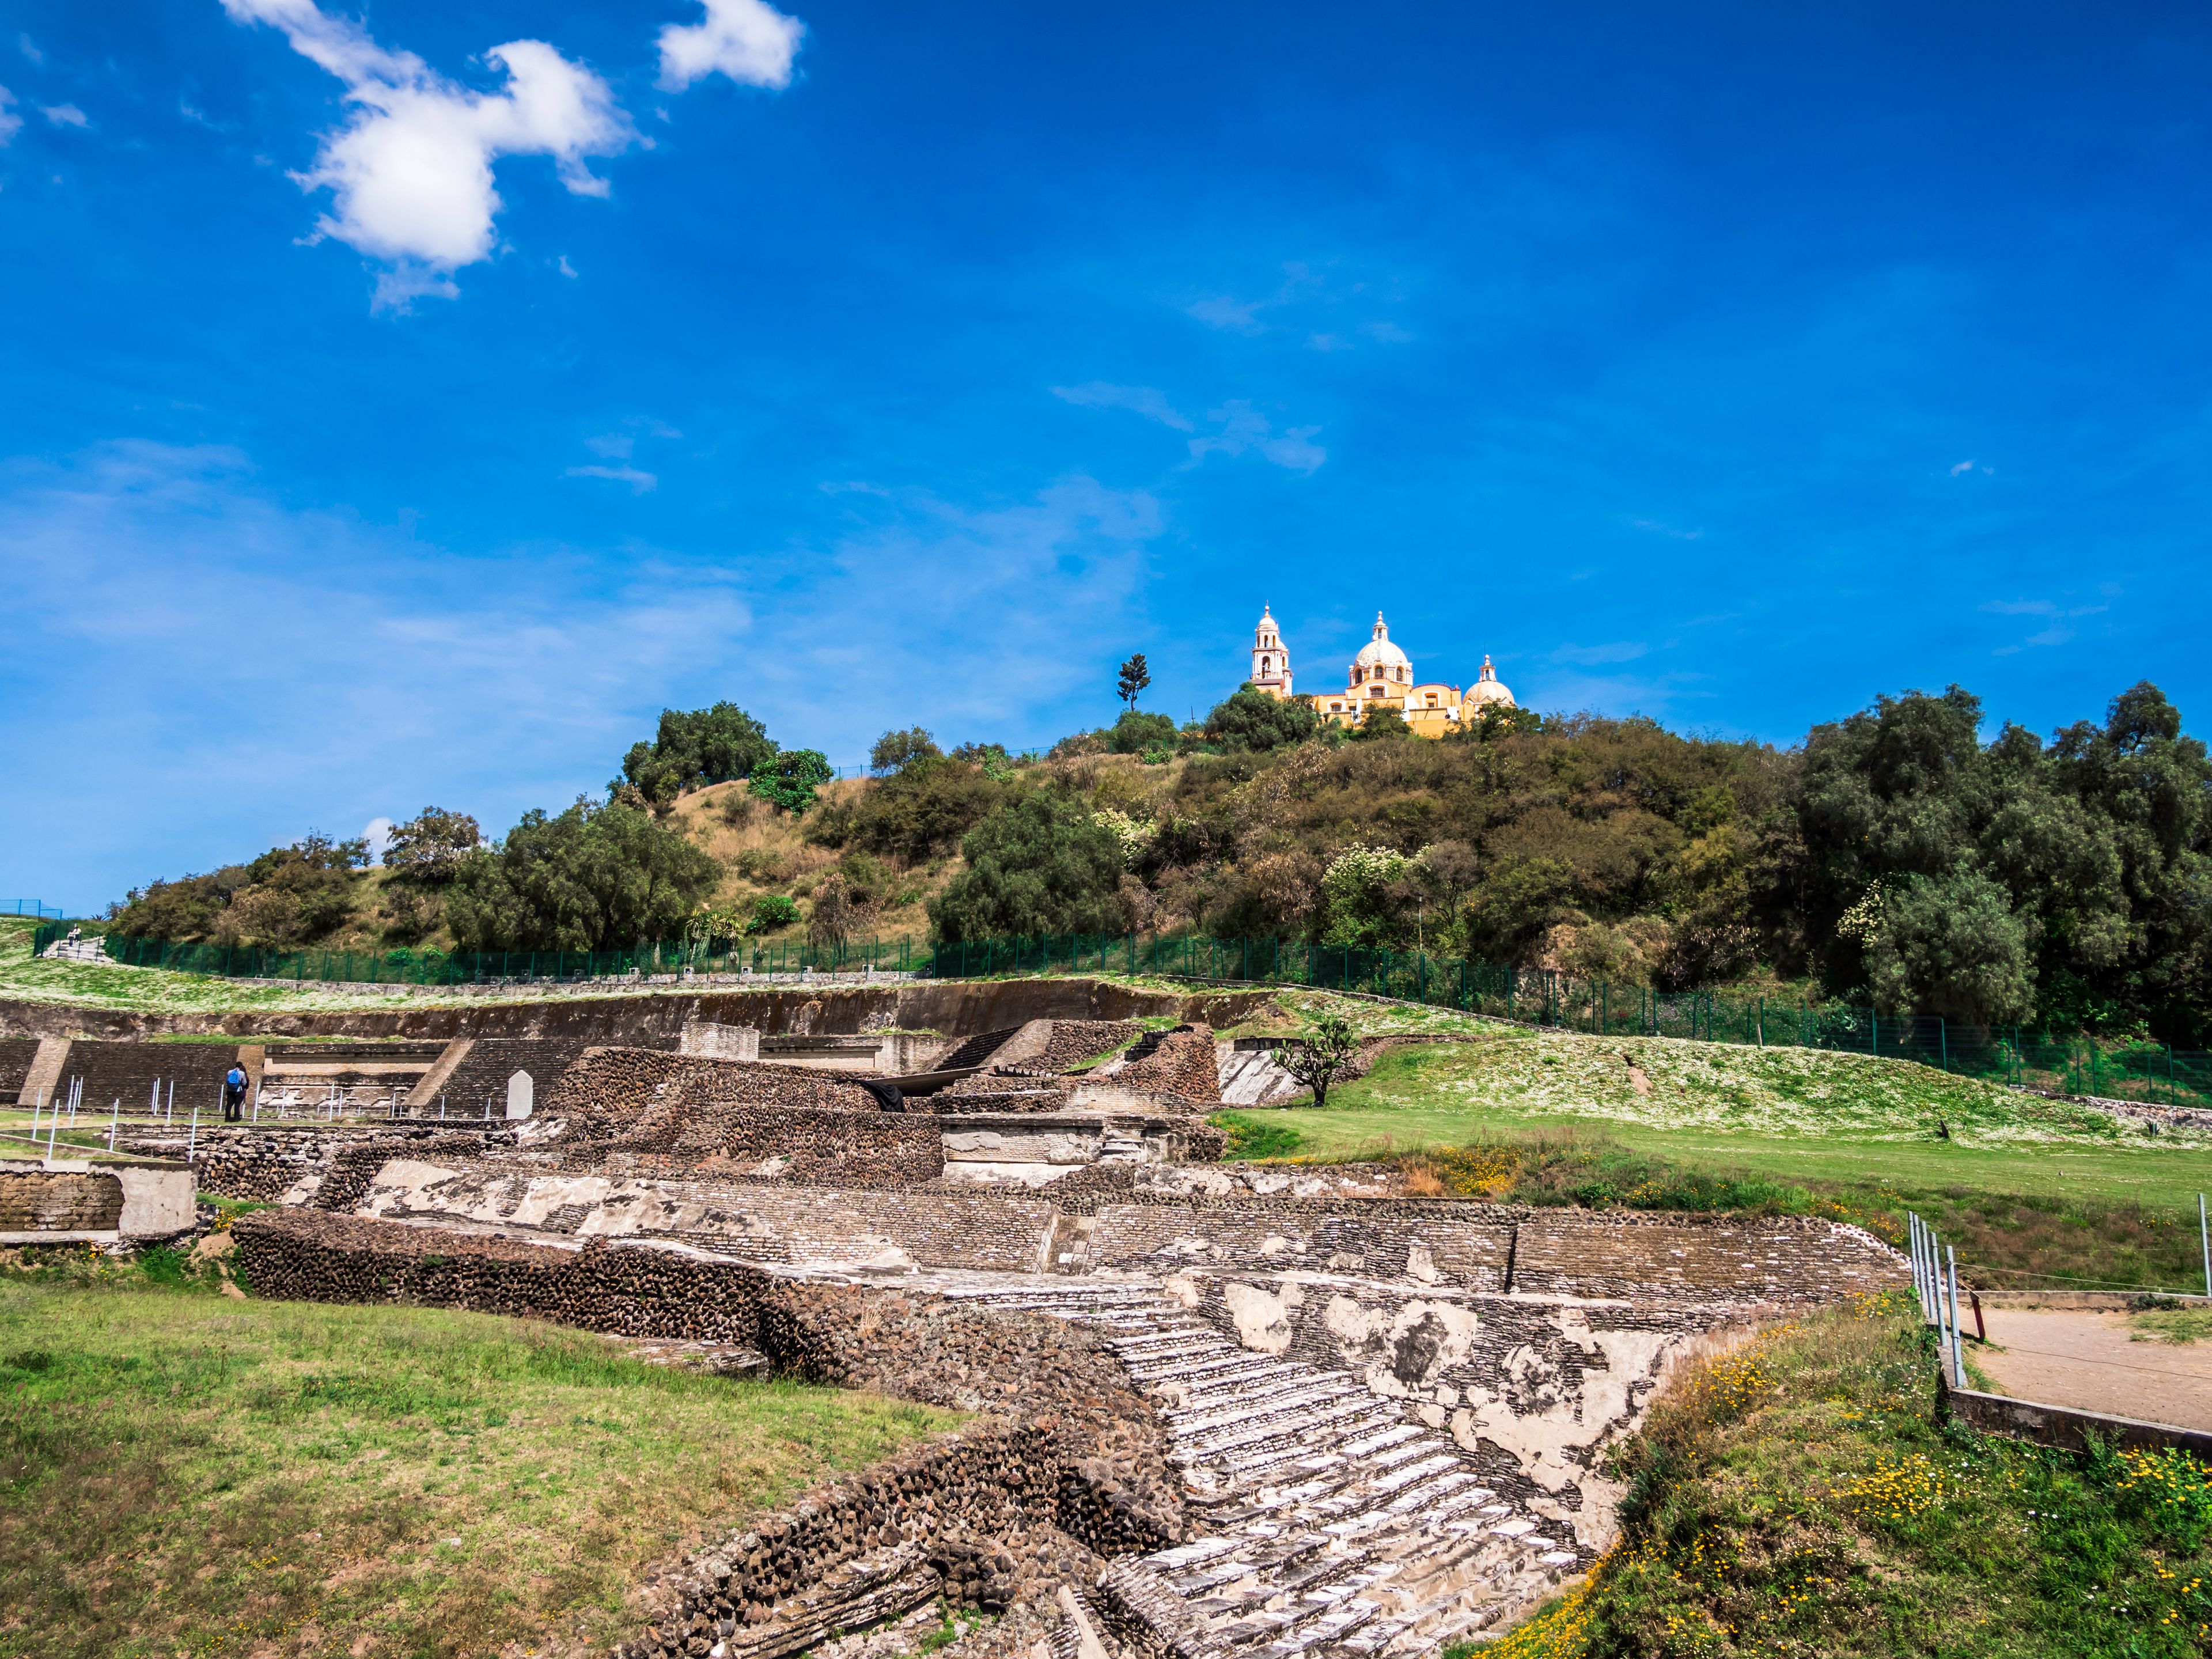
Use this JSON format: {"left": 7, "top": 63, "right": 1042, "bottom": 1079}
{"left": 1465, "top": 655, "right": 1515, "bottom": 707}
{"left": 1351, "top": 612, "right": 1411, "bottom": 672}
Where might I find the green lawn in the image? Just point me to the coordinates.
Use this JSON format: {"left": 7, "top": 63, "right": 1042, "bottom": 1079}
{"left": 0, "top": 1255, "right": 953, "bottom": 1659}
{"left": 1216, "top": 1025, "right": 2212, "bottom": 1293}
{"left": 1468, "top": 1294, "right": 2212, "bottom": 1659}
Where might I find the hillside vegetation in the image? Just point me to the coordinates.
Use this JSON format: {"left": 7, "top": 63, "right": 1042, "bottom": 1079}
{"left": 84, "top": 676, "right": 2212, "bottom": 1041}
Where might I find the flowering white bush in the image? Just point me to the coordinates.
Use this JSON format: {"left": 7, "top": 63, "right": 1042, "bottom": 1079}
{"left": 1091, "top": 808, "right": 1156, "bottom": 863}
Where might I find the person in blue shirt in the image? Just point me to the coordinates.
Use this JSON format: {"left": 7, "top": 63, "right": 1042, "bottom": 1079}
{"left": 222, "top": 1064, "right": 248, "bottom": 1123}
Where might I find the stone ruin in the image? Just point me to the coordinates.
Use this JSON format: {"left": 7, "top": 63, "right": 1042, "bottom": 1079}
{"left": 13, "top": 1002, "right": 1909, "bottom": 1659}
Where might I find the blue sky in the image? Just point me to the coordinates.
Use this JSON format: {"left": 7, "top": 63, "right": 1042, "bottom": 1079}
{"left": 5, "top": 1, "right": 2211, "bottom": 910}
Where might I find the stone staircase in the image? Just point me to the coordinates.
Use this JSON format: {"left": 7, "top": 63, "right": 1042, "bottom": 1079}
{"left": 941, "top": 1282, "right": 1584, "bottom": 1656}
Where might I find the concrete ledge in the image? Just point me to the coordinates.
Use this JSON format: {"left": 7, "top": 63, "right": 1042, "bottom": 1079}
{"left": 1972, "top": 1289, "right": 2212, "bottom": 1311}
{"left": 1944, "top": 1377, "right": 2212, "bottom": 1457}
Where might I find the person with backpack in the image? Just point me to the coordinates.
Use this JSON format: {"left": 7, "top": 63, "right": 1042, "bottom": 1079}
{"left": 222, "top": 1063, "right": 248, "bottom": 1123}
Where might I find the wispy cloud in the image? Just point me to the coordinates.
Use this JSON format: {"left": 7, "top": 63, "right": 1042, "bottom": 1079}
{"left": 0, "top": 440, "right": 755, "bottom": 904}
{"left": 1630, "top": 517, "right": 1702, "bottom": 541}
{"left": 1551, "top": 641, "right": 1649, "bottom": 666}
{"left": 1983, "top": 596, "right": 2108, "bottom": 654}
{"left": 0, "top": 86, "right": 17, "bottom": 147}
{"left": 40, "top": 101, "right": 86, "bottom": 128}
{"left": 1186, "top": 401, "right": 1324, "bottom": 472}
{"left": 565, "top": 463, "right": 657, "bottom": 492}
{"left": 1185, "top": 295, "right": 1264, "bottom": 334}
{"left": 1949, "top": 459, "right": 1993, "bottom": 476}
{"left": 17, "top": 33, "right": 41, "bottom": 67}
{"left": 1054, "top": 384, "right": 1323, "bottom": 472}
{"left": 1051, "top": 381, "right": 1194, "bottom": 431}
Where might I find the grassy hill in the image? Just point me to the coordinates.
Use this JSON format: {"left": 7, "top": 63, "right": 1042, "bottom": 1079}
{"left": 1213, "top": 990, "right": 2212, "bottom": 1293}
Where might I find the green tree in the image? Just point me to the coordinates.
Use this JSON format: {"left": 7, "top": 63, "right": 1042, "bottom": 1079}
{"left": 929, "top": 793, "right": 1127, "bottom": 941}
{"left": 749, "top": 749, "right": 834, "bottom": 815}
{"left": 1279, "top": 1015, "right": 1359, "bottom": 1109}
{"left": 381, "top": 807, "right": 481, "bottom": 879}
{"left": 1117, "top": 653, "right": 1152, "bottom": 709}
{"left": 1861, "top": 870, "right": 2036, "bottom": 1024}
{"left": 618, "top": 703, "right": 778, "bottom": 809}
{"left": 1204, "top": 684, "right": 1321, "bottom": 753}
{"left": 1461, "top": 854, "right": 1577, "bottom": 964}
{"left": 1350, "top": 706, "right": 1412, "bottom": 742}
{"left": 444, "top": 798, "right": 721, "bottom": 950}
{"left": 1106, "top": 709, "right": 1179, "bottom": 755}
{"left": 869, "top": 726, "right": 941, "bottom": 774}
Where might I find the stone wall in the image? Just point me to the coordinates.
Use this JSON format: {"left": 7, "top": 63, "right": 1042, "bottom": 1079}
{"left": 54, "top": 1040, "right": 239, "bottom": 1118}
{"left": 0, "top": 1037, "right": 42, "bottom": 1097}
{"left": 1511, "top": 1211, "right": 1904, "bottom": 1305}
{"left": 357, "top": 1160, "right": 1057, "bottom": 1272}
{"left": 623, "top": 1422, "right": 1065, "bottom": 1659}
{"left": 0, "top": 979, "right": 1273, "bottom": 1043}
{"left": 1086, "top": 1198, "right": 1517, "bottom": 1290}
{"left": 1109, "top": 1027, "right": 1222, "bottom": 1100}
{"left": 1164, "top": 1267, "right": 1737, "bottom": 1540}
{"left": 0, "top": 1162, "right": 124, "bottom": 1237}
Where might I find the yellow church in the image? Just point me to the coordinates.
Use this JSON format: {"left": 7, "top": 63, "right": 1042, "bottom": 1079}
{"left": 1246, "top": 606, "right": 1516, "bottom": 737}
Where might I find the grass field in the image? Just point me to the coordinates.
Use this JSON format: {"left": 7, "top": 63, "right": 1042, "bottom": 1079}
{"left": 1214, "top": 1017, "right": 2212, "bottom": 1294}
{"left": 0, "top": 1252, "right": 953, "bottom": 1659}
{"left": 1468, "top": 1293, "right": 2212, "bottom": 1659}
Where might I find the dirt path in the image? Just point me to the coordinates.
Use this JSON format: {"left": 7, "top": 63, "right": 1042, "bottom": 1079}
{"left": 1972, "top": 1307, "right": 2212, "bottom": 1431}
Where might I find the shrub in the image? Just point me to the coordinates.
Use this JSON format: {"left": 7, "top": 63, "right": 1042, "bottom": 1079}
{"left": 749, "top": 749, "right": 834, "bottom": 815}
{"left": 1203, "top": 684, "right": 1320, "bottom": 753}
{"left": 929, "top": 793, "right": 1127, "bottom": 941}
{"left": 751, "top": 893, "right": 801, "bottom": 933}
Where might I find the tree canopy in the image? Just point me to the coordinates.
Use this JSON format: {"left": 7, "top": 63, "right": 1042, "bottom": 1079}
{"left": 444, "top": 798, "right": 720, "bottom": 951}
{"left": 929, "top": 791, "right": 1127, "bottom": 941}
{"left": 616, "top": 703, "right": 778, "bottom": 809}
{"left": 1203, "top": 685, "right": 1321, "bottom": 753}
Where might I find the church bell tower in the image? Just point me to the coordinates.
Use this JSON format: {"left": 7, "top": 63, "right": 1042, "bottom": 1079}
{"left": 1250, "top": 606, "right": 1293, "bottom": 698}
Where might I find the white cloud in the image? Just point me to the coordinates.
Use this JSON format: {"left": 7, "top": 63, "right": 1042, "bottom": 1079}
{"left": 657, "top": 0, "right": 805, "bottom": 92}
{"left": 0, "top": 442, "right": 1161, "bottom": 905}
{"left": 557, "top": 253, "right": 578, "bottom": 278}
{"left": 17, "top": 34, "right": 41, "bottom": 67}
{"left": 1056, "top": 384, "right": 1325, "bottom": 472}
{"left": 1051, "top": 382, "right": 1194, "bottom": 432}
{"left": 1630, "top": 517, "right": 1702, "bottom": 541}
{"left": 221, "top": 0, "right": 632, "bottom": 302}
{"left": 1187, "top": 400, "right": 1325, "bottom": 473}
{"left": 1185, "top": 295, "right": 1263, "bottom": 334}
{"left": 1551, "top": 641, "right": 1649, "bottom": 666}
{"left": 361, "top": 815, "right": 395, "bottom": 861}
{"left": 40, "top": 102, "right": 86, "bottom": 128}
{"left": 0, "top": 440, "right": 755, "bottom": 905}
{"left": 0, "top": 86, "right": 17, "bottom": 147}
{"left": 565, "top": 463, "right": 657, "bottom": 492}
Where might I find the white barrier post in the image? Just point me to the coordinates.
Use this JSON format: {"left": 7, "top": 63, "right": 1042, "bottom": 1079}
{"left": 188, "top": 1105, "right": 199, "bottom": 1157}
{"left": 2200, "top": 1194, "right": 2209, "bottom": 1300}
{"left": 166, "top": 1080, "right": 175, "bottom": 1126}
{"left": 108, "top": 1099, "right": 119, "bottom": 1153}
{"left": 1946, "top": 1247, "right": 1964, "bottom": 1382}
